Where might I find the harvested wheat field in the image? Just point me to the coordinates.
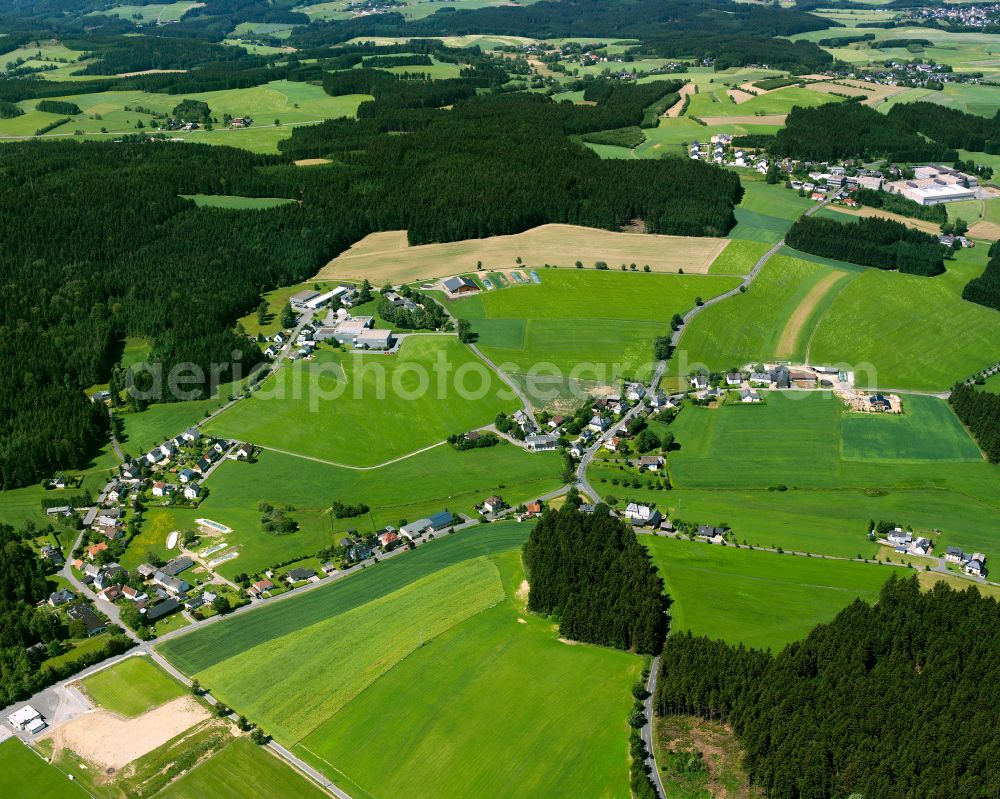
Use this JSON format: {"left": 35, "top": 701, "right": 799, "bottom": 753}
{"left": 699, "top": 114, "right": 787, "bottom": 126}
{"left": 829, "top": 205, "right": 943, "bottom": 234}
{"left": 293, "top": 158, "right": 332, "bottom": 166}
{"left": 41, "top": 696, "right": 210, "bottom": 771}
{"left": 806, "top": 80, "right": 907, "bottom": 107}
{"left": 318, "top": 224, "right": 730, "bottom": 283}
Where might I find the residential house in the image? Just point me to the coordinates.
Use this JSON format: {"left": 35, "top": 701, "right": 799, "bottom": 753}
{"left": 725, "top": 372, "right": 743, "bottom": 387}
{"left": 605, "top": 436, "right": 622, "bottom": 453}
{"left": 378, "top": 530, "right": 400, "bottom": 548}
{"left": 121, "top": 586, "right": 147, "bottom": 603}
{"left": 569, "top": 440, "right": 588, "bottom": 458}
{"left": 66, "top": 605, "right": 107, "bottom": 637}
{"left": 178, "top": 469, "right": 197, "bottom": 483}
{"left": 82, "top": 563, "right": 101, "bottom": 582}
{"left": 548, "top": 415, "right": 565, "bottom": 430}
{"left": 483, "top": 495, "right": 506, "bottom": 514}
{"left": 886, "top": 528, "right": 912, "bottom": 546}
{"left": 233, "top": 443, "right": 253, "bottom": 460}
{"left": 98, "top": 585, "right": 122, "bottom": 602}
{"left": 697, "top": 525, "right": 727, "bottom": 538}
{"left": 690, "top": 374, "right": 709, "bottom": 390}
{"left": 639, "top": 455, "right": 664, "bottom": 471}
{"left": 48, "top": 588, "right": 75, "bottom": 607}
{"left": 159, "top": 441, "right": 177, "bottom": 459}
{"left": 41, "top": 544, "right": 65, "bottom": 567}
{"left": 152, "top": 571, "right": 189, "bottom": 595}
{"left": 182, "top": 427, "right": 201, "bottom": 443}
{"left": 966, "top": 554, "right": 987, "bottom": 577}
{"left": 770, "top": 366, "right": 791, "bottom": 389}
{"left": 286, "top": 567, "right": 317, "bottom": 584}
{"left": 145, "top": 449, "right": 164, "bottom": 466}
{"left": 137, "top": 563, "right": 157, "bottom": 579}
{"left": 945, "top": 546, "right": 965, "bottom": 564}
{"left": 625, "top": 382, "right": 646, "bottom": 402}
{"left": 525, "top": 434, "right": 559, "bottom": 452}
{"left": 121, "top": 462, "right": 142, "bottom": 481}
{"left": 650, "top": 391, "right": 669, "bottom": 410}
{"left": 184, "top": 483, "right": 202, "bottom": 501}
{"left": 913, "top": 537, "right": 932, "bottom": 556}
{"left": 739, "top": 389, "right": 762, "bottom": 403}
{"left": 624, "top": 503, "right": 662, "bottom": 527}
{"left": 94, "top": 522, "right": 123, "bottom": 541}
{"left": 86, "top": 542, "right": 109, "bottom": 560}
{"left": 525, "top": 501, "right": 543, "bottom": 517}
{"left": 249, "top": 579, "right": 275, "bottom": 598}
{"left": 588, "top": 415, "right": 610, "bottom": 433}
{"left": 869, "top": 394, "right": 892, "bottom": 412}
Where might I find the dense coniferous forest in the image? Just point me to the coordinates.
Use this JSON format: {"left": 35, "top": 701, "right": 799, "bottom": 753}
{"left": 887, "top": 102, "right": 1000, "bottom": 154}
{"left": 786, "top": 215, "right": 945, "bottom": 275}
{"left": 767, "top": 102, "right": 958, "bottom": 162}
{"left": 0, "top": 70, "right": 741, "bottom": 489}
{"left": 655, "top": 576, "right": 1000, "bottom": 799}
{"left": 950, "top": 384, "right": 1000, "bottom": 463}
{"left": 522, "top": 506, "right": 667, "bottom": 654}
{"left": 854, "top": 187, "right": 947, "bottom": 224}
{"left": 962, "top": 240, "right": 1000, "bottom": 311}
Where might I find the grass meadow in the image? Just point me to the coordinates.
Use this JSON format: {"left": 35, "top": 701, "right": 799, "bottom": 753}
{"left": 156, "top": 738, "right": 329, "bottom": 799}
{"left": 81, "top": 656, "right": 186, "bottom": 717}
{"left": 160, "top": 526, "right": 641, "bottom": 799}
{"left": 181, "top": 194, "right": 296, "bottom": 210}
{"left": 808, "top": 246, "right": 1000, "bottom": 390}
{"left": 123, "top": 444, "right": 561, "bottom": 577}
{"left": 0, "top": 738, "right": 88, "bottom": 799}
{"left": 204, "top": 338, "right": 519, "bottom": 465}
{"left": 728, "top": 178, "right": 815, "bottom": 243}
{"left": 686, "top": 85, "right": 841, "bottom": 119}
{"left": 708, "top": 239, "right": 772, "bottom": 275}
{"left": 644, "top": 536, "right": 890, "bottom": 651}
{"left": 115, "top": 380, "right": 237, "bottom": 455}
{"left": 449, "top": 268, "right": 740, "bottom": 384}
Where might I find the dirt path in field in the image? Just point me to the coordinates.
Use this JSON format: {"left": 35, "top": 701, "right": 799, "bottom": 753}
{"left": 41, "top": 696, "right": 210, "bottom": 771}
{"left": 664, "top": 83, "right": 696, "bottom": 117}
{"left": 699, "top": 114, "right": 787, "bottom": 126}
{"left": 775, "top": 272, "right": 849, "bottom": 359}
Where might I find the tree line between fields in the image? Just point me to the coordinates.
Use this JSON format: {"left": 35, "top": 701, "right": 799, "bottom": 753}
{"left": 0, "top": 59, "right": 743, "bottom": 490}
{"left": 785, "top": 215, "right": 946, "bottom": 276}
{"left": 654, "top": 576, "right": 1000, "bottom": 799}
{"left": 963, "top": 239, "right": 1000, "bottom": 314}
{"left": 950, "top": 383, "right": 1000, "bottom": 463}
{"left": 0, "top": 525, "right": 133, "bottom": 708}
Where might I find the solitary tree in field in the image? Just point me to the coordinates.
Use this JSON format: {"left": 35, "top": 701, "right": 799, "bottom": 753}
{"left": 279, "top": 303, "right": 296, "bottom": 329}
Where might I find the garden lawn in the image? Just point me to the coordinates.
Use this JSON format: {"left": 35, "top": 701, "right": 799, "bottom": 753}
{"left": 128, "top": 445, "right": 560, "bottom": 578}
{"left": 204, "top": 337, "right": 519, "bottom": 465}
{"left": 194, "top": 556, "right": 505, "bottom": 743}
{"left": 81, "top": 656, "right": 186, "bottom": 717}
{"left": 644, "top": 537, "right": 890, "bottom": 651}
{"left": 0, "top": 738, "right": 88, "bottom": 799}
{"left": 808, "top": 247, "right": 1000, "bottom": 390}
{"left": 294, "top": 550, "right": 640, "bottom": 799}
{"left": 450, "top": 269, "right": 740, "bottom": 385}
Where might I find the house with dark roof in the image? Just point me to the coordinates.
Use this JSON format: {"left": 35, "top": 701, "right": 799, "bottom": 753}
{"left": 67, "top": 605, "right": 107, "bottom": 637}
{"left": 443, "top": 276, "right": 479, "bottom": 295}
{"left": 428, "top": 510, "right": 455, "bottom": 530}
{"left": 770, "top": 366, "right": 791, "bottom": 389}
{"left": 143, "top": 597, "right": 180, "bottom": 622}
{"left": 161, "top": 556, "right": 194, "bottom": 576}
{"left": 48, "top": 588, "right": 75, "bottom": 607}
{"left": 286, "top": 567, "right": 317, "bottom": 584}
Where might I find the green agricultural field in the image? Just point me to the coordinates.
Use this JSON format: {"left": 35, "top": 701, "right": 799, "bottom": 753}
{"left": 157, "top": 738, "right": 329, "bottom": 799}
{"left": 807, "top": 246, "right": 1000, "bottom": 391}
{"left": 81, "top": 656, "right": 186, "bottom": 717}
{"left": 644, "top": 537, "right": 890, "bottom": 651}
{"left": 115, "top": 381, "right": 237, "bottom": 455}
{"left": 198, "top": 556, "right": 505, "bottom": 742}
{"left": 92, "top": 2, "right": 203, "bottom": 24}
{"left": 449, "top": 269, "right": 740, "bottom": 389}
{"left": 983, "top": 372, "right": 1000, "bottom": 393}
{"left": 123, "top": 445, "right": 560, "bottom": 577}
{"left": 707, "top": 239, "right": 772, "bottom": 275}
{"left": 181, "top": 194, "right": 297, "bottom": 210}
{"left": 0, "top": 82, "right": 370, "bottom": 153}
{"left": 841, "top": 395, "right": 984, "bottom": 461}
{"left": 204, "top": 338, "right": 519, "bottom": 465}
{"left": 159, "top": 521, "right": 532, "bottom": 672}
{"left": 946, "top": 196, "right": 1000, "bottom": 226}
{"left": 587, "top": 392, "right": 1000, "bottom": 558}
{"left": 728, "top": 178, "right": 815, "bottom": 243}
{"left": 0, "top": 738, "right": 88, "bottom": 799}
{"left": 294, "top": 550, "right": 641, "bottom": 799}
{"left": 675, "top": 252, "right": 857, "bottom": 373}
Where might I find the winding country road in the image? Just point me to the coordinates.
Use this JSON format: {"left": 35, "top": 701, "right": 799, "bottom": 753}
{"left": 642, "top": 656, "right": 666, "bottom": 799}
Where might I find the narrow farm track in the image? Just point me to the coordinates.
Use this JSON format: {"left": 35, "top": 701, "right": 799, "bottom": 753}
{"left": 774, "top": 271, "right": 848, "bottom": 359}
{"left": 255, "top": 439, "right": 447, "bottom": 470}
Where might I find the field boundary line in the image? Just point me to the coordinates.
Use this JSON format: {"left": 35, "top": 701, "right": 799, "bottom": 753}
{"left": 255, "top": 440, "right": 448, "bottom": 470}
{"left": 775, "top": 270, "right": 849, "bottom": 359}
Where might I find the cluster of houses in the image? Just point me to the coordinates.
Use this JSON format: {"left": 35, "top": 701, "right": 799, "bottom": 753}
{"left": 136, "top": 430, "right": 242, "bottom": 502}
{"left": 566, "top": 383, "right": 668, "bottom": 459}
{"left": 690, "top": 365, "right": 826, "bottom": 396}
{"left": 886, "top": 528, "right": 934, "bottom": 557}
{"left": 945, "top": 547, "right": 988, "bottom": 577}
{"left": 689, "top": 134, "right": 771, "bottom": 175}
